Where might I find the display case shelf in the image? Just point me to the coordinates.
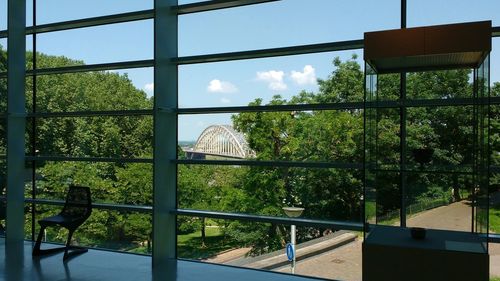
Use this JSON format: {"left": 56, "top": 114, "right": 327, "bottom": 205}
{"left": 362, "top": 21, "right": 491, "bottom": 281}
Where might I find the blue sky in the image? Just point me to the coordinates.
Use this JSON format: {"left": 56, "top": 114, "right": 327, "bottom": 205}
{"left": 1, "top": 0, "right": 500, "bottom": 141}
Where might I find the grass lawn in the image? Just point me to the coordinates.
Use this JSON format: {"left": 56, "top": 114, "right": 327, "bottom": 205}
{"left": 490, "top": 203, "right": 500, "bottom": 233}
{"left": 177, "top": 227, "right": 240, "bottom": 260}
{"left": 490, "top": 277, "right": 500, "bottom": 281}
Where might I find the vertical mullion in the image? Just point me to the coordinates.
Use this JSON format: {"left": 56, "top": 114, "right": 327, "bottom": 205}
{"left": 153, "top": 0, "right": 178, "bottom": 268}
{"left": 400, "top": 0, "right": 407, "bottom": 227}
{"left": 31, "top": 0, "right": 37, "bottom": 242}
{"left": 6, "top": 0, "right": 27, "bottom": 242}
{"left": 472, "top": 68, "right": 478, "bottom": 233}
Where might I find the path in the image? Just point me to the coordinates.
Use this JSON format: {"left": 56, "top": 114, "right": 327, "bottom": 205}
{"left": 278, "top": 200, "right": 499, "bottom": 280}
{"left": 406, "top": 200, "right": 472, "bottom": 231}
{"left": 206, "top": 247, "right": 252, "bottom": 264}
{"left": 210, "top": 198, "right": 500, "bottom": 280}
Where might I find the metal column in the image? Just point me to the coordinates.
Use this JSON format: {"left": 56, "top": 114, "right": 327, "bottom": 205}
{"left": 153, "top": 0, "right": 178, "bottom": 269}
{"left": 6, "top": 0, "right": 27, "bottom": 243}
{"left": 399, "top": 0, "right": 408, "bottom": 227}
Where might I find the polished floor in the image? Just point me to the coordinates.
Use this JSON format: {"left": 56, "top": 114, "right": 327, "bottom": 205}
{"left": 0, "top": 239, "right": 328, "bottom": 281}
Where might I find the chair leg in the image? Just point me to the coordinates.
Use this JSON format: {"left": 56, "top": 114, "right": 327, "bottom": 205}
{"left": 63, "top": 229, "right": 74, "bottom": 260}
{"left": 63, "top": 229, "right": 88, "bottom": 261}
{"left": 32, "top": 226, "right": 46, "bottom": 256}
{"left": 32, "top": 225, "right": 66, "bottom": 257}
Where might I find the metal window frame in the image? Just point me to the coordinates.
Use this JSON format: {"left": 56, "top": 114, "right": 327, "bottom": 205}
{"left": 2, "top": 0, "right": 499, "bottom": 274}
{"left": 6, "top": 0, "right": 27, "bottom": 244}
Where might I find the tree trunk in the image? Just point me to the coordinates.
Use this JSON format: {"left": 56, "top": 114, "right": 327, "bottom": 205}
{"left": 452, "top": 175, "right": 461, "bottom": 202}
{"left": 201, "top": 217, "right": 207, "bottom": 248}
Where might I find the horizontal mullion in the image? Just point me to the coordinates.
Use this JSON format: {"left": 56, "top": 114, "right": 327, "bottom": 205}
{"left": 0, "top": 9, "right": 154, "bottom": 38}
{"left": 178, "top": 97, "right": 496, "bottom": 115}
{"left": 368, "top": 97, "right": 494, "bottom": 109}
{"left": 25, "top": 198, "right": 152, "bottom": 213}
{"left": 493, "top": 26, "right": 500, "bottom": 37}
{"left": 490, "top": 96, "right": 500, "bottom": 105}
{"left": 491, "top": 234, "right": 500, "bottom": 243}
{"left": 1, "top": 24, "right": 498, "bottom": 41}
{"left": 24, "top": 60, "right": 154, "bottom": 76}
{"left": 28, "top": 109, "right": 153, "bottom": 118}
{"left": 490, "top": 166, "right": 500, "bottom": 173}
{"left": 174, "top": 208, "right": 363, "bottom": 231}
{"left": 1, "top": 60, "right": 153, "bottom": 78}
{"left": 26, "top": 156, "right": 153, "bottom": 163}
{"left": 175, "top": 159, "right": 362, "bottom": 169}
{"left": 176, "top": 0, "right": 279, "bottom": 15}
{"left": 174, "top": 40, "right": 364, "bottom": 65}
{"left": 178, "top": 102, "right": 364, "bottom": 114}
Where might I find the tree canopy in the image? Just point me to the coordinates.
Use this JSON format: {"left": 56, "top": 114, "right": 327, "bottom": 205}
{"left": 0, "top": 44, "right": 499, "bottom": 256}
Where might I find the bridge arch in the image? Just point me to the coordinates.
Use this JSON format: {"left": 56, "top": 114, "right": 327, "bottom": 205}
{"left": 193, "top": 125, "right": 255, "bottom": 159}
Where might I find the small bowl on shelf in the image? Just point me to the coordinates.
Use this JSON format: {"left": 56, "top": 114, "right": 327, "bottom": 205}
{"left": 410, "top": 227, "right": 427, "bottom": 240}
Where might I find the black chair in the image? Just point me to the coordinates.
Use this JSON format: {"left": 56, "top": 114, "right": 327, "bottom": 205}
{"left": 33, "top": 185, "right": 92, "bottom": 261}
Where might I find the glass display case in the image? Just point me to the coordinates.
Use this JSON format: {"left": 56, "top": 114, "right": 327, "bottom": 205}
{"left": 363, "top": 21, "right": 491, "bottom": 281}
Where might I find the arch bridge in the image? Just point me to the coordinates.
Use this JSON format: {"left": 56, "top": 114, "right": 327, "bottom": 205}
{"left": 188, "top": 125, "right": 255, "bottom": 159}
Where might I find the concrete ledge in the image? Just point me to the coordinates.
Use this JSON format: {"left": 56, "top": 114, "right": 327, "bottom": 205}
{"left": 229, "top": 231, "right": 357, "bottom": 270}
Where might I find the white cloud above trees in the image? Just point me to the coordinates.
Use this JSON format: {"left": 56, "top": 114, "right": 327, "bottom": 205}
{"left": 207, "top": 79, "right": 238, "bottom": 93}
{"left": 290, "top": 65, "right": 316, "bottom": 85}
{"left": 256, "top": 70, "right": 287, "bottom": 91}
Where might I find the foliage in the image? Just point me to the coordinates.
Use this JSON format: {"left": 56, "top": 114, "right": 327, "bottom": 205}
{"left": 1, "top": 44, "right": 499, "bottom": 258}
{"left": 490, "top": 203, "right": 500, "bottom": 234}
{"left": 177, "top": 227, "right": 239, "bottom": 260}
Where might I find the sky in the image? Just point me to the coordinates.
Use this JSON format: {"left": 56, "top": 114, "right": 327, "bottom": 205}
{"left": 0, "top": 0, "right": 499, "bottom": 141}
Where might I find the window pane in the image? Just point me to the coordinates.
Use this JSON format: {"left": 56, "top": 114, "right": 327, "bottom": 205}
{"left": 36, "top": 116, "right": 153, "bottom": 158}
{"left": 0, "top": 78, "right": 6, "bottom": 112}
{"left": 407, "top": 0, "right": 500, "bottom": 27}
{"left": 492, "top": 39, "right": 500, "bottom": 89}
{"left": 179, "top": 0, "right": 399, "bottom": 56}
{"left": 405, "top": 172, "right": 471, "bottom": 232}
{"left": 0, "top": 0, "right": 6, "bottom": 31}
{"left": 33, "top": 161, "right": 152, "bottom": 206}
{"left": 0, "top": 118, "right": 5, "bottom": 156}
{"left": 406, "top": 69, "right": 474, "bottom": 100}
{"left": 36, "top": 0, "right": 153, "bottom": 25}
{"left": 179, "top": 111, "right": 363, "bottom": 163}
{"left": 30, "top": 205, "right": 152, "bottom": 254}
{"left": 26, "top": 0, "right": 33, "bottom": 27}
{"left": 35, "top": 68, "right": 153, "bottom": 112}
{"left": 36, "top": 20, "right": 153, "bottom": 67}
{"left": 178, "top": 165, "right": 363, "bottom": 222}
{"left": 407, "top": 106, "right": 474, "bottom": 169}
{"left": 26, "top": 35, "right": 33, "bottom": 71}
{"left": 177, "top": 216, "right": 362, "bottom": 281}
{"left": 0, "top": 39, "right": 6, "bottom": 71}
{"left": 179, "top": 51, "right": 364, "bottom": 109}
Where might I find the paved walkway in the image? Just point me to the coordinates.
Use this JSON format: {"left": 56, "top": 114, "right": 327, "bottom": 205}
{"left": 278, "top": 200, "right": 499, "bottom": 280}
{"left": 206, "top": 247, "right": 252, "bottom": 264}
{"left": 210, "top": 197, "right": 500, "bottom": 280}
{"left": 406, "top": 201, "right": 472, "bottom": 231}
{"left": 276, "top": 239, "right": 363, "bottom": 281}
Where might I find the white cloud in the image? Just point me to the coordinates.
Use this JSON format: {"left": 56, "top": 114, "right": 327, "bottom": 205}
{"left": 207, "top": 79, "right": 238, "bottom": 93}
{"left": 256, "top": 70, "right": 287, "bottom": 91}
{"left": 290, "top": 65, "right": 317, "bottom": 85}
{"left": 220, "top": 97, "right": 231, "bottom": 104}
{"left": 144, "top": 82, "right": 154, "bottom": 92}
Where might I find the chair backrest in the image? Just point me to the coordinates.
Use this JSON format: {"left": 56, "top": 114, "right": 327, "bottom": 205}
{"left": 61, "top": 185, "right": 92, "bottom": 219}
